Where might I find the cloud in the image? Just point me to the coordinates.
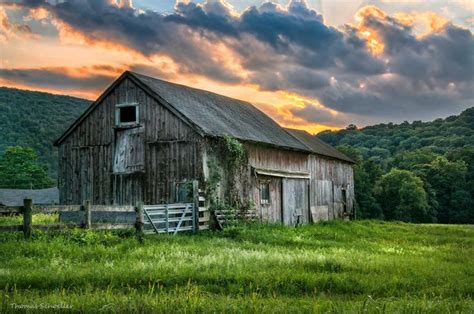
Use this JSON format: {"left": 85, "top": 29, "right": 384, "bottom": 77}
{"left": 0, "top": 66, "right": 116, "bottom": 94}
{"left": 3, "top": 0, "right": 474, "bottom": 126}
{"left": 0, "top": 6, "right": 38, "bottom": 41}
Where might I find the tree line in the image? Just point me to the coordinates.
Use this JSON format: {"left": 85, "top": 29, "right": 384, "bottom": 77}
{"left": 318, "top": 107, "right": 474, "bottom": 224}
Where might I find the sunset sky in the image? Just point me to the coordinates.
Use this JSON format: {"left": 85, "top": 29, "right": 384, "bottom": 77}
{"left": 0, "top": 0, "right": 473, "bottom": 133}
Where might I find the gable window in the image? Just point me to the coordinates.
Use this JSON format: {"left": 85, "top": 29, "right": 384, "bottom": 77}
{"left": 115, "top": 103, "right": 139, "bottom": 127}
{"left": 260, "top": 183, "right": 270, "bottom": 205}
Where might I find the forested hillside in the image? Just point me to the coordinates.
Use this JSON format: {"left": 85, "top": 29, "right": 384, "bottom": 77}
{"left": 318, "top": 108, "right": 474, "bottom": 224}
{"left": 0, "top": 87, "right": 89, "bottom": 177}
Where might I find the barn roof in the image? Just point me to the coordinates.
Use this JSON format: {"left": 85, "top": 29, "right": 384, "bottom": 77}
{"left": 129, "top": 72, "right": 308, "bottom": 152}
{"left": 55, "top": 71, "right": 352, "bottom": 163}
{"left": 285, "top": 128, "right": 354, "bottom": 163}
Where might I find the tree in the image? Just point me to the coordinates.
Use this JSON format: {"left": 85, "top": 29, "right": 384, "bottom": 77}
{"left": 420, "top": 156, "right": 472, "bottom": 223}
{"left": 374, "top": 169, "right": 430, "bottom": 222}
{"left": 391, "top": 148, "right": 438, "bottom": 172}
{"left": 0, "top": 146, "right": 55, "bottom": 189}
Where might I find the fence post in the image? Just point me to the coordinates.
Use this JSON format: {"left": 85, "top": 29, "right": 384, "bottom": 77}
{"left": 135, "top": 202, "right": 144, "bottom": 241}
{"left": 83, "top": 200, "right": 91, "bottom": 229}
{"left": 165, "top": 204, "right": 169, "bottom": 233}
{"left": 23, "top": 198, "right": 32, "bottom": 239}
{"left": 192, "top": 180, "right": 199, "bottom": 233}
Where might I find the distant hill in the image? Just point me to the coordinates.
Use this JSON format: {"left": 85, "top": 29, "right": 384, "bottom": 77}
{"left": 0, "top": 87, "right": 90, "bottom": 177}
{"left": 318, "top": 107, "right": 474, "bottom": 224}
{"left": 317, "top": 107, "right": 474, "bottom": 166}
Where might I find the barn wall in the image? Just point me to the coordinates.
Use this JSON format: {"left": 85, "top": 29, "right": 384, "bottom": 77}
{"left": 246, "top": 144, "right": 309, "bottom": 172}
{"left": 204, "top": 141, "right": 354, "bottom": 224}
{"left": 204, "top": 143, "right": 354, "bottom": 224}
{"left": 308, "top": 155, "right": 354, "bottom": 221}
{"left": 58, "top": 78, "right": 203, "bottom": 205}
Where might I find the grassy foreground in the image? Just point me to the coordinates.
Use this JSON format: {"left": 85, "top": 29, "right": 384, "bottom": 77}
{"left": 0, "top": 219, "right": 472, "bottom": 313}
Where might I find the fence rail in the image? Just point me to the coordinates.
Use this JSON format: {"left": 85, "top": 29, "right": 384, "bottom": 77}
{"left": 0, "top": 205, "right": 136, "bottom": 214}
{"left": 0, "top": 198, "right": 209, "bottom": 239}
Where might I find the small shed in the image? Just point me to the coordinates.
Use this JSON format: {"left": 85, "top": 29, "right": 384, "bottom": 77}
{"left": 0, "top": 187, "right": 59, "bottom": 206}
{"left": 55, "top": 71, "right": 354, "bottom": 225}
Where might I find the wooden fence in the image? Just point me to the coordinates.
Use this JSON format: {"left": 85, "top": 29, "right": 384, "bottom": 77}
{"left": 0, "top": 199, "right": 209, "bottom": 239}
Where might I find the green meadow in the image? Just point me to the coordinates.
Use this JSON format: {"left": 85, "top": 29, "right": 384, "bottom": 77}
{"left": 0, "top": 219, "right": 472, "bottom": 313}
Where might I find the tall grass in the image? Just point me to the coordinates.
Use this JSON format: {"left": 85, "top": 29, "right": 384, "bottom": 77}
{"left": 0, "top": 213, "right": 58, "bottom": 225}
{"left": 0, "top": 220, "right": 472, "bottom": 312}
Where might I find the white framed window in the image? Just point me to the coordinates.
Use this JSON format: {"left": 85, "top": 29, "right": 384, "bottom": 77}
{"left": 115, "top": 102, "right": 139, "bottom": 127}
{"left": 260, "top": 183, "right": 270, "bottom": 205}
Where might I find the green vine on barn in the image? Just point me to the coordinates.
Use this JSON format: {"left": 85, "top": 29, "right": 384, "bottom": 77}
{"left": 205, "top": 135, "right": 247, "bottom": 209}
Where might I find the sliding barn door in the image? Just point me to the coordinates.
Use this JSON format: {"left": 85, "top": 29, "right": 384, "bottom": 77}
{"left": 282, "top": 178, "right": 309, "bottom": 226}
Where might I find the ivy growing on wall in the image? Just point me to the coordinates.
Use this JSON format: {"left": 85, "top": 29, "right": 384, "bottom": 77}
{"left": 222, "top": 135, "right": 246, "bottom": 206}
{"left": 206, "top": 158, "right": 222, "bottom": 205}
{"left": 205, "top": 135, "right": 247, "bottom": 209}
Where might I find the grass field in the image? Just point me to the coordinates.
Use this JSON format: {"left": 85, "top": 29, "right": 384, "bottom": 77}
{"left": 0, "top": 218, "right": 472, "bottom": 313}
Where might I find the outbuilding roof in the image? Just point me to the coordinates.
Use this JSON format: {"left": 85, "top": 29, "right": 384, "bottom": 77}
{"left": 285, "top": 128, "right": 354, "bottom": 163}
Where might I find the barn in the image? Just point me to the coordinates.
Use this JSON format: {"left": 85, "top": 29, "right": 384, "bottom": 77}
{"left": 54, "top": 71, "right": 354, "bottom": 225}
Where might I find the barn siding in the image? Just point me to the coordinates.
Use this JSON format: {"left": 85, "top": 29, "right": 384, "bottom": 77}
{"left": 206, "top": 142, "right": 354, "bottom": 224}
{"left": 58, "top": 78, "right": 203, "bottom": 205}
{"left": 308, "top": 155, "right": 354, "bottom": 220}
{"left": 246, "top": 144, "right": 309, "bottom": 172}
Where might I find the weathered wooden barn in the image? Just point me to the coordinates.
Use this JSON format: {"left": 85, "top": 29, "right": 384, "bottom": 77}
{"left": 55, "top": 71, "right": 354, "bottom": 225}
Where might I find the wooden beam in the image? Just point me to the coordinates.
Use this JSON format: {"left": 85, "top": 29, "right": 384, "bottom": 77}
{"left": 23, "top": 199, "right": 32, "bottom": 239}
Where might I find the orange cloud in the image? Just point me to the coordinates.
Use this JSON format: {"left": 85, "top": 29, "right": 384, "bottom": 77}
{"left": 25, "top": 7, "right": 50, "bottom": 21}
{"left": 50, "top": 19, "right": 143, "bottom": 58}
{"left": 0, "top": 7, "right": 39, "bottom": 42}
{"left": 255, "top": 102, "right": 340, "bottom": 134}
{"left": 394, "top": 11, "right": 449, "bottom": 37}
{"left": 354, "top": 6, "right": 386, "bottom": 55}
{"left": 355, "top": 5, "right": 451, "bottom": 53}
{"left": 0, "top": 78, "right": 98, "bottom": 100}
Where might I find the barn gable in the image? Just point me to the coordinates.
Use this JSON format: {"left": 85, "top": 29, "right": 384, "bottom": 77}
{"left": 56, "top": 71, "right": 309, "bottom": 153}
{"left": 56, "top": 76, "right": 202, "bottom": 205}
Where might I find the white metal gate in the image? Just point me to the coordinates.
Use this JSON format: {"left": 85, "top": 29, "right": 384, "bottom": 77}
{"left": 143, "top": 203, "right": 196, "bottom": 234}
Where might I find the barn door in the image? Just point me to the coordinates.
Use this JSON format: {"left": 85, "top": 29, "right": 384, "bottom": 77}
{"left": 310, "top": 180, "right": 333, "bottom": 222}
{"left": 282, "top": 178, "right": 309, "bottom": 226}
{"left": 113, "top": 127, "right": 144, "bottom": 174}
{"left": 257, "top": 176, "right": 282, "bottom": 223}
{"left": 112, "top": 127, "right": 145, "bottom": 204}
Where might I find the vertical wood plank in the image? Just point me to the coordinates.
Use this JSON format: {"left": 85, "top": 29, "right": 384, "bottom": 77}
{"left": 135, "top": 201, "right": 144, "bottom": 240}
{"left": 83, "top": 200, "right": 91, "bottom": 229}
{"left": 192, "top": 180, "right": 199, "bottom": 232}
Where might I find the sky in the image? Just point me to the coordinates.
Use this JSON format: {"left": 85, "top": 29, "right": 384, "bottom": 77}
{"left": 0, "top": 0, "right": 473, "bottom": 134}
